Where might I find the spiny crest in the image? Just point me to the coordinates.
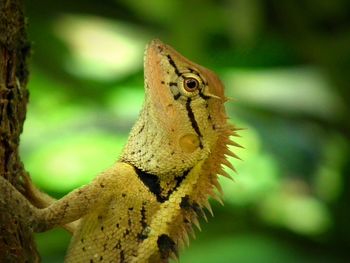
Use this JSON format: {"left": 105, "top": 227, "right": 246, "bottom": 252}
{"left": 173, "top": 108, "right": 243, "bottom": 255}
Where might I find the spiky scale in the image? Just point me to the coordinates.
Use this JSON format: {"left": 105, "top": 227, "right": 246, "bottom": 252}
{"left": 218, "top": 167, "right": 233, "bottom": 180}
{"left": 221, "top": 158, "right": 236, "bottom": 173}
{"left": 226, "top": 139, "right": 244, "bottom": 148}
{"left": 224, "top": 147, "right": 242, "bottom": 160}
{"left": 211, "top": 177, "right": 224, "bottom": 195}
{"left": 192, "top": 216, "right": 201, "bottom": 231}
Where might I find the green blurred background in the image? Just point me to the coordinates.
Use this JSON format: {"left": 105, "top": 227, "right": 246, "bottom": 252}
{"left": 21, "top": 0, "right": 350, "bottom": 262}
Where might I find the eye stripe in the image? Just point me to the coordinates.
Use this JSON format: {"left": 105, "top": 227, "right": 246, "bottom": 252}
{"left": 199, "top": 91, "right": 210, "bottom": 100}
{"left": 166, "top": 55, "right": 181, "bottom": 76}
{"left": 173, "top": 93, "right": 181, "bottom": 100}
{"left": 187, "top": 67, "right": 206, "bottom": 83}
{"left": 185, "top": 98, "right": 204, "bottom": 149}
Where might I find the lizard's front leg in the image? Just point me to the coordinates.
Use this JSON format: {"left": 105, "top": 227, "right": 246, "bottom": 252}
{"left": 0, "top": 174, "right": 98, "bottom": 232}
{"left": 0, "top": 162, "right": 127, "bottom": 233}
{"left": 21, "top": 171, "right": 56, "bottom": 208}
{"left": 21, "top": 171, "right": 79, "bottom": 233}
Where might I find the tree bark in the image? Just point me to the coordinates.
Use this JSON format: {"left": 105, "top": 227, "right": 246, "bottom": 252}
{"left": 0, "top": 0, "right": 39, "bottom": 262}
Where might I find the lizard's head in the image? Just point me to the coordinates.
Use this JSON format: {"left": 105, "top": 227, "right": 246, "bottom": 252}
{"left": 140, "top": 39, "right": 229, "bottom": 173}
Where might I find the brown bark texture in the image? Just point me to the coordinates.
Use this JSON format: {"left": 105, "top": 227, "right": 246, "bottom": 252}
{"left": 0, "top": 0, "right": 39, "bottom": 262}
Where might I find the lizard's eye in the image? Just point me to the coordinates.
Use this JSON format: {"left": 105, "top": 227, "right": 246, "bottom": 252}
{"left": 184, "top": 78, "right": 199, "bottom": 92}
{"left": 178, "top": 73, "right": 203, "bottom": 97}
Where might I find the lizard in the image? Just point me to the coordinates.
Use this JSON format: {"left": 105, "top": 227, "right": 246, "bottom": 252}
{"left": 0, "top": 39, "right": 241, "bottom": 263}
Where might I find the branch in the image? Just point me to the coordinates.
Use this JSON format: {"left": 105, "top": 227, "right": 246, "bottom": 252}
{"left": 0, "top": 0, "right": 39, "bottom": 262}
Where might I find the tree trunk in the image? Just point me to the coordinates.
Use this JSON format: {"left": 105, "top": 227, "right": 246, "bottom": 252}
{"left": 0, "top": 0, "right": 40, "bottom": 261}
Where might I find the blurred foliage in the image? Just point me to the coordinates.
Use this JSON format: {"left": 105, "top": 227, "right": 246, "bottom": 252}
{"left": 20, "top": 0, "right": 350, "bottom": 262}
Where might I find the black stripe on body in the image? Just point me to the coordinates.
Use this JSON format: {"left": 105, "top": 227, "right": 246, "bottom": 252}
{"left": 165, "top": 169, "right": 190, "bottom": 198}
{"left": 137, "top": 204, "right": 148, "bottom": 241}
{"left": 133, "top": 164, "right": 191, "bottom": 203}
{"left": 157, "top": 234, "right": 178, "bottom": 259}
{"left": 174, "top": 170, "right": 190, "bottom": 190}
{"left": 140, "top": 205, "right": 147, "bottom": 229}
{"left": 133, "top": 166, "right": 166, "bottom": 203}
{"left": 179, "top": 195, "right": 206, "bottom": 218}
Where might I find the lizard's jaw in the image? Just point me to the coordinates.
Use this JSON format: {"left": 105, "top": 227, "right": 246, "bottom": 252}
{"left": 120, "top": 102, "right": 211, "bottom": 176}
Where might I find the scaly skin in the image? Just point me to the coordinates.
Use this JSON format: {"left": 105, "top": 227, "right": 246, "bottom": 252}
{"left": 0, "top": 39, "right": 241, "bottom": 263}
